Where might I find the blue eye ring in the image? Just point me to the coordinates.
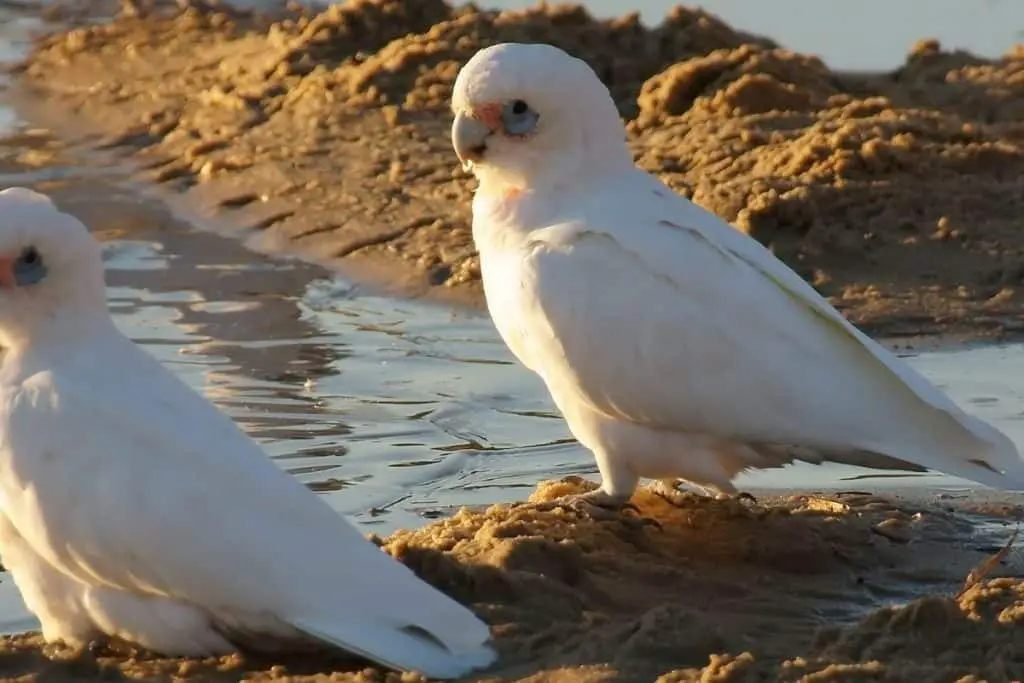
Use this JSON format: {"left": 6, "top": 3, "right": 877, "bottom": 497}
{"left": 501, "top": 99, "right": 539, "bottom": 137}
{"left": 20, "top": 247, "right": 39, "bottom": 266}
{"left": 14, "top": 245, "right": 47, "bottom": 286}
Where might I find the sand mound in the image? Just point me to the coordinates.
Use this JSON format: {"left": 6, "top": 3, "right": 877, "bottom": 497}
{"left": 334, "top": 3, "right": 769, "bottom": 115}
{"left": 635, "top": 44, "right": 839, "bottom": 121}
{"left": 629, "top": 45, "right": 1024, "bottom": 317}
{"left": 885, "top": 39, "right": 1024, "bottom": 127}
{"left": 1, "top": 478, "right": 1021, "bottom": 681}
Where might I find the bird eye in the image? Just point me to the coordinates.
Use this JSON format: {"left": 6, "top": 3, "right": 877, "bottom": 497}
{"left": 14, "top": 245, "right": 47, "bottom": 286}
{"left": 501, "top": 99, "right": 539, "bottom": 136}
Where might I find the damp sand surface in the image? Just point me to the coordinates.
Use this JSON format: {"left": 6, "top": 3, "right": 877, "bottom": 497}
{"left": 3, "top": 2, "right": 1024, "bottom": 682}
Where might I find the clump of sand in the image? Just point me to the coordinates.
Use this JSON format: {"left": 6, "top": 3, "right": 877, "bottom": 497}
{"left": 13, "top": 0, "right": 1024, "bottom": 339}
{"left": 1, "top": 478, "right": 1022, "bottom": 681}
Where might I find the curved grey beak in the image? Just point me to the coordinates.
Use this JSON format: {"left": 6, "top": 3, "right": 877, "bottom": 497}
{"left": 452, "top": 112, "right": 492, "bottom": 167}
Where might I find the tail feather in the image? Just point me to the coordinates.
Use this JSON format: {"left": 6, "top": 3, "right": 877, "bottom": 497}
{"left": 718, "top": 219, "right": 1024, "bottom": 489}
{"left": 874, "top": 406, "right": 1024, "bottom": 490}
{"left": 290, "top": 616, "right": 497, "bottom": 680}
{"left": 750, "top": 443, "right": 927, "bottom": 474}
{"left": 748, "top": 411, "right": 1024, "bottom": 491}
{"left": 943, "top": 412, "right": 1024, "bottom": 489}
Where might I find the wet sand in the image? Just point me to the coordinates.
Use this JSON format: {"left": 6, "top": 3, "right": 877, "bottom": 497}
{"left": 4, "top": 1, "right": 1024, "bottom": 681}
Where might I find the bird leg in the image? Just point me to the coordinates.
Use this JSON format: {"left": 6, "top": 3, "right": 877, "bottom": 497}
{"left": 648, "top": 479, "right": 757, "bottom": 508}
{"left": 515, "top": 485, "right": 661, "bottom": 531}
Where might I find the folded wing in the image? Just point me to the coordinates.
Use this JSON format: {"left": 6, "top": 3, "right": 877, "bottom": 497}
{"left": 512, "top": 171, "right": 1024, "bottom": 488}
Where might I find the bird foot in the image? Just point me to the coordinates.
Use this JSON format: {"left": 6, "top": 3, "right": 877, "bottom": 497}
{"left": 87, "top": 637, "right": 113, "bottom": 657}
{"left": 514, "top": 487, "right": 661, "bottom": 532}
{"left": 720, "top": 491, "right": 758, "bottom": 504}
{"left": 42, "top": 635, "right": 111, "bottom": 661}
{"left": 649, "top": 480, "right": 757, "bottom": 508}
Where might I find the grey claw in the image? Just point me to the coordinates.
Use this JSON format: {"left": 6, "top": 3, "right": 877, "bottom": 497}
{"left": 637, "top": 516, "right": 663, "bottom": 532}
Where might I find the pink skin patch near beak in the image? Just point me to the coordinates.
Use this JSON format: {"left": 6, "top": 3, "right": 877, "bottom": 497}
{"left": 474, "top": 102, "right": 503, "bottom": 130}
{"left": 470, "top": 102, "right": 526, "bottom": 201}
{"left": 0, "top": 255, "right": 16, "bottom": 288}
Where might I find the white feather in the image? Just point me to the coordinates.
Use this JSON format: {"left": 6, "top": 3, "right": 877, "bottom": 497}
{"left": 455, "top": 43, "right": 1024, "bottom": 498}
{"left": 0, "top": 188, "right": 496, "bottom": 679}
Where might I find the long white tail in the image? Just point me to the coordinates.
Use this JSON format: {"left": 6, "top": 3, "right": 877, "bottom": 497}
{"left": 290, "top": 616, "right": 497, "bottom": 680}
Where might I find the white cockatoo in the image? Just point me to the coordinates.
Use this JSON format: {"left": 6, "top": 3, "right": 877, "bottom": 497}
{"left": 0, "top": 188, "right": 496, "bottom": 679}
{"left": 450, "top": 42, "right": 1024, "bottom": 519}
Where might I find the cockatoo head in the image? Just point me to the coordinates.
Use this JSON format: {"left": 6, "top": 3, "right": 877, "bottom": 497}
{"left": 0, "top": 188, "right": 107, "bottom": 347}
{"left": 451, "top": 42, "right": 632, "bottom": 195}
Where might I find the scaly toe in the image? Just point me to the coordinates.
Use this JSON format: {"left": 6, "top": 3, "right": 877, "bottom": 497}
{"left": 713, "top": 491, "right": 758, "bottom": 504}
{"left": 626, "top": 514, "right": 663, "bottom": 532}
{"left": 87, "top": 636, "right": 116, "bottom": 657}
{"left": 564, "top": 496, "right": 662, "bottom": 532}
{"left": 650, "top": 486, "right": 696, "bottom": 510}
{"left": 514, "top": 494, "right": 660, "bottom": 531}
{"left": 621, "top": 501, "right": 642, "bottom": 515}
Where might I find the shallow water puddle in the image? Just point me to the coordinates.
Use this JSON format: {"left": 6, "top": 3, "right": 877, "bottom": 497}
{"left": 94, "top": 217, "right": 1024, "bottom": 525}
{"left": 104, "top": 232, "right": 584, "bottom": 522}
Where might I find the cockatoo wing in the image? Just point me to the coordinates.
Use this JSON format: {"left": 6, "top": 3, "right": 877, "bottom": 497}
{"left": 509, "top": 169, "right": 1024, "bottom": 488}
{"left": 0, "top": 335, "right": 494, "bottom": 678}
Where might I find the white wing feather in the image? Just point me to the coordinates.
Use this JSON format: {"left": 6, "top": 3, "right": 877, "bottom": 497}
{"left": 0, "top": 333, "right": 494, "bottom": 678}
{"left": 506, "top": 169, "right": 1024, "bottom": 488}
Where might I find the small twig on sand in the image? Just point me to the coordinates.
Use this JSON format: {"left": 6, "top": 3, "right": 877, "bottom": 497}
{"left": 955, "top": 525, "right": 1020, "bottom": 600}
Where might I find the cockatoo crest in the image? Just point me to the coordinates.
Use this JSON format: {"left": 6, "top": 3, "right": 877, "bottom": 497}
{"left": 451, "top": 42, "right": 632, "bottom": 194}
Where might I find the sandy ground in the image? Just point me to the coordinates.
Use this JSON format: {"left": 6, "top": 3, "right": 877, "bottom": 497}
{"left": 1, "top": 480, "right": 1023, "bottom": 682}
{"left": 3, "top": 1, "right": 1024, "bottom": 681}
{"left": 11, "top": 0, "right": 1024, "bottom": 340}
